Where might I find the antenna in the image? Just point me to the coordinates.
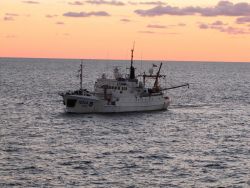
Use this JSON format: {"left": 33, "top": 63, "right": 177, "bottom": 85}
{"left": 80, "top": 60, "right": 83, "bottom": 91}
{"left": 140, "top": 51, "right": 143, "bottom": 82}
{"left": 131, "top": 41, "right": 135, "bottom": 67}
{"left": 129, "top": 41, "right": 135, "bottom": 79}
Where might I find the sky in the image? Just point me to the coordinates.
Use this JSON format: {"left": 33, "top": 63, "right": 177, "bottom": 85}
{"left": 1, "top": 0, "right": 250, "bottom": 62}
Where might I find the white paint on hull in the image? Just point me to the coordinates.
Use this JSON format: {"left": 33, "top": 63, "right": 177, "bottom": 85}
{"left": 64, "top": 95, "right": 170, "bottom": 113}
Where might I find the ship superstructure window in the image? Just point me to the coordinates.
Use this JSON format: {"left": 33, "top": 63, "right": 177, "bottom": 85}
{"left": 67, "top": 99, "right": 77, "bottom": 107}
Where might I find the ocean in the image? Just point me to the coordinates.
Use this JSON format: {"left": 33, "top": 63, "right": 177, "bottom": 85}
{"left": 0, "top": 58, "right": 249, "bottom": 187}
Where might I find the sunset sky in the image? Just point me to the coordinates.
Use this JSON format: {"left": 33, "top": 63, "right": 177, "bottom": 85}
{"left": 1, "top": 0, "right": 250, "bottom": 62}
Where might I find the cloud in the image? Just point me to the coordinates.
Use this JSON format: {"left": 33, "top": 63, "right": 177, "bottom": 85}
{"left": 178, "top": 23, "right": 186, "bottom": 27}
{"left": 166, "top": 32, "right": 179, "bottom": 35}
{"left": 139, "top": 30, "right": 155, "bottom": 34}
{"left": 6, "top": 35, "right": 16, "bottom": 38}
{"left": 5, "top": 13, "right": 19, "bottom": 17}
{"left": 68, "top": 1, "right": 84, "bottom": 5}
{"left": 86, "top": 0, "right": 125, "bottom": 6}
{"left": 167, "top": 23, "right": 187, "bottom": 27}
{"left": 4, "top": 17, "right": 15, "bottom": 21}
{"left": 63, "top": 11, "right": 110, "bottom": 17}
{"left": 140, "top": 1, "right": 166, "bottom": 6}
{"left": 128, "top": 1, "right": 166, "bottom": 6}
{"left": 120, "top": 18, "right": 131, "bottom": 22}
{"left": 198, "top": 20, "right": 227, "bottom": 28}
{"left": 198, "top": 22, "right": 249, "bottom": 34}
{"left": 199, "top": 23, "right": 209, "bottom": 29}
{"left": 128, "top": 1, "right": 137, "bottom": 5}
{"left": 3, "top": 13, "right": 19, "bottom": 21}
{"left": 236, "top": 16, "right": 250, "bottom": 24}
{"left": 135, "top": 1, "right": 250, "bottom": 17}
{"left": 135, "top": 5, "right": 199, "bottom": 16}
{"left": 147, "top": 24, "right": 166, "bottom": 29}
{"left": 46, "top": 14, "right": 58, "bottom": 18}
{"left": 138, "top": 30, "right": 179, "bottom": 35}
{"left": 22, "top": 1, "right": 40, "bottom": 4}
{"left": 219, "top": 26, "right": 250, "bottom": 34}
{"left": 56, "top": 21, "right": 65, "bottom": 25}
{"left": 211, "top": 20, "right": 227, "bottom": 26}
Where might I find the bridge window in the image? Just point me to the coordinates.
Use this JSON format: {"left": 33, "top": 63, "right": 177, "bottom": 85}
{"left": 89, "top": 102, "right": 93, "bottom": 107}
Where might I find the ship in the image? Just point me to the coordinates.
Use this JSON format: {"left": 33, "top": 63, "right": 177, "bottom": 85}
{"left": 59, "top": 46, "right": 189, "bottom": 113}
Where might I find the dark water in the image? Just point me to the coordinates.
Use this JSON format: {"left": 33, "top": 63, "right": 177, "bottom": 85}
{"left": 0, "top": 58, "right": 249, "bottom": 187}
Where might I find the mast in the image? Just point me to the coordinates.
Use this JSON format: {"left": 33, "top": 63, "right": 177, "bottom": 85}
{"left": 153, "top": 62, "right": 162, "bottom": 91}
{"left": 80, "top": 61, "right": 83, "bottom": 91}
{"left": 129, "top": 42, "right": 135, "bottom": 79}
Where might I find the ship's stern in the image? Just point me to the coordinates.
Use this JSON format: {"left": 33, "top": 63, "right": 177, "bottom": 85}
{"left": 62, "top": 95, "right": 99, "bottom": 113}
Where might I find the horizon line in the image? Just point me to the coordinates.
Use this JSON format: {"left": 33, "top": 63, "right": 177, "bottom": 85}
{"left": 0, "top": 56, "right": 249, "bottom": 64}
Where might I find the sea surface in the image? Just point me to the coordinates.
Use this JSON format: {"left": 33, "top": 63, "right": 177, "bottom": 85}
{"left": 0, "top": 58, "right": 249, "bottom": 187}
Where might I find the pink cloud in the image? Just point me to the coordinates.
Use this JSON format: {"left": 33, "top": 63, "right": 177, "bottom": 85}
{"left": 178, "top": 23, "right": 186, "bottom": 27}
{"left": 139, "top": 30, "right": 155, "bottom": 34}
{"left": 6, "top": 35, "right": 16, "bottom": 38}
{"left": 86, "top": 0, "right": 125, "bottom": 6}
{"left": 236, "top": 16, "right": 250, "bottom": 24}
{"left": 211, "top": 20, "right": 227, "bottom": 26}
{"left": 220, "top": 26, "right": 250, "bottom": 34}
{"left": 63, "top": 11, "right": 110, "bottom": 17}
{"left": 128, "top": 1, "right": 166, "bottom": 6}
{"left": 199, "top": 23, "right": 209, "bottom": 29}
{"left": 198, "top": 21, "right": 249, "bottom": 35}
{"left": 4, "top": 17, "right": 15, "bottom": 21}
{"left": 46, "top": 14, "right": 58, "bottom": 18}
{"left": 68, "top": 1, "right": 84, "bottom": 5}
{"left": 3, "top": 13, "right": 19, "bottom": 21}
{"left": 5, "top": 13, "right": 19, "bottom": 17}
{"left": 140, "top": 1, "right": 166, "bottom": 6}
{"left": 147, "top": 24, "right": 166, "bottom": 29}
{"left": 120, "top": 18, "right": 131, "bottom": 22}
{"left": 135, "top": 1, "right": 250, "bottom": 17}
{"left": 22, "top": 1, "right": 40, "bottom": 4}
{"left": 56, "top": 22, "right": 65, "bottom": 25}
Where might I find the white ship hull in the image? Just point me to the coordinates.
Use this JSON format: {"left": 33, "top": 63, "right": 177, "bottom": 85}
{"left": 63, "top": 94, "right": 170, "bottom": 113}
